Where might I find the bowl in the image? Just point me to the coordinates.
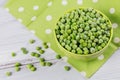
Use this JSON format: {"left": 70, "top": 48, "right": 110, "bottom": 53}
{"left": 54, "top": 7, "right": 113, "bottom": 61}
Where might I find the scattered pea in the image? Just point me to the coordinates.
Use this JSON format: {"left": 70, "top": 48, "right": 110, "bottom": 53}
{"left": 64, "top": 66, "right": 71, "bottom": 71}
{"left": 40, "top": 58, "right": 45, "bottom": 62}
{"left": 56, "top": 55, "right": 62, "bottom": 59}
{"left": 11, "top": 52, "right": 16, "bottom": 57}
{"left": 6, "top": 72, "right": 12, "bottom": 76}
{"left": 39, "top": 50, "right": 45, "bottom": 54}
{"left": 43, "top": 42, "right": 47, "bottom": 45}
{"left": 35, "top": 53, "right": 40, "bottom": 58}
{"left": 15, "top": 62, "right": 22, "bottom": 67}
{"left": 43, "top": 45, "right": 49, "bottom": 49}
{"left": 15, "top": 67, "right": 21, "bottom": 72}
{"left": 30, "top": 67, "right": 37, "bottom": 71}
{"left": 36, "top": 46, "right": 42, "bottom": 51}
{"left": 21, "top": 47, "right": 29, "bottom": 54}
{"left": 29, "top": 39, "right": 35, "bottom": 44}
{"left": 26, "top": 64, "right": 33, "bottom": 69}
{"left": 31, "top": 52, "right": 36, "bottom": 57}
{"left": 46, "top": 62, "right": 53, "bottom": 66}
{"left": 40, "top": 62, "right": 46, "bottom": 66}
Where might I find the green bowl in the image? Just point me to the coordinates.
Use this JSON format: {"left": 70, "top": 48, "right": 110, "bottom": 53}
{"left": 54, "top": 8, "right": 113, "bottom": 61}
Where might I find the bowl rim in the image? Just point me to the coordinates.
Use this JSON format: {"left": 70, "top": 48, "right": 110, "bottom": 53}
{"left": 54, "top": 7, "right": 113, "bottom": 57}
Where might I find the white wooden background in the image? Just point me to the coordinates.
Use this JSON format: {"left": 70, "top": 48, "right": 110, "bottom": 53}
{"left": 0, "top": 0, "right": 120, "bottom": 80}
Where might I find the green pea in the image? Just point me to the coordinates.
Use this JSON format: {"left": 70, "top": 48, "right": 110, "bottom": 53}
{"left": 43, "top": 42, "right": 47, "bottom": 45}
{"left": 61, "top": 42, "right": 65, "bottom": 46}
{"left": 36, "top": 46, "right": 42, "bottom": 51}
{"left": 6, "top": 72, "right": 12, "bottom": 76}
{"left": 66, "top": 25, "right": 70, "bottom": 29}
{"left": 82, "top": 42, "right": 87, "bottom": 47}
{"left": 73, "top": 26, "right": 77, "bottom": 30}
{"left": 56, "top": 55, "right": 62, "bottom": 59}
{"left": 72, "top": 40, "right": 77, "bottom": 44}
{"left": 87, "top": 43, "right": 91, "bottom": 48}
{"left": 71, "top": 50, "right": 76, "bottom": 53}
{"left": 66, "top": 46, "right": 71, "bottom": 51}
{"left": 101, "top": 43, "right": 106, "bottom": 48}
{"left": 61, "top": 18, "right": 65, "bottom": 23}
{"left": 72, "top": 19, "right": 76, "bottom": 22}
{"left": 78, "top": 28, "right": 83, "bottom": 32}
{"left": 11, "top": 52, "right": 16, "bottom": 57}
{"left": 65, "top": 45, "right": 70, "bottom": 50}
{"left": 26, "top": 64, "right": 33, "bottom": 69}
{"left": 46, "top": 62, "right": 53, "bottom": 66}
{"left": 72, "top": 45, "right": 77, "bottom": 49}
{"left": 15, "top": 62, "right": 22, "bottom": 67}
{"left": 23, "top": 50, "right": 29, "bottom": 54}
{"left": 29, "top": 39, "right": 35, "bottom": 44}
{"left": 15, "top": 67, "right": 21, "bottom": 72}
{"left": 79, "top": 39, "right": 84, "bottom": 43}
{"left": 64, "top": 66, "right": 71, "bottom": 71}
{"left": 90, "top": 13, "right": 95, "bottom": 18}
{"left": 76, "top": 35, "right": 80, "bottom": 40}
{"left": 90, "top": 36, "right": 95, "bottom": 40}
{"left": 43, "top": 45, "right": 49, "bottom": 49}
{"left": 57, "top": 35, "right": 60, "bottom": 38}
{"left": 30, "top": 67, "right": 37, "bottom": 71}
{"left": 98, "top": 46, "right": 102, "bottom": 50}
{"left": 84, "top": 50, "right": 89, "bottom": 54}
{"left": 31, "top": 52, "right": 36, "bottom": 56}
{"left": 21, "top": 48, "right": 29, "bottom": 54}
{"left": 91, "top": 28, "right": 97, "bottom": 32}
{"left": 40, "top": 62, "right": 46, "bottom": 66}
{"left": 35, "top": 53, "right": 41, "bottom": 58}
{"left": 92, "top": 43, "right": 96, "bottom": 47}
{"left": 90, "top": 48, "right": 95, "bottom": 53}
{"left": 84, "top": 26, "right": 90, "bottom": 31}
{"left": 40, "top": 58, "right": 45, "bottom": 62}
{"left": 77, "top": 48, "right": 82, "bottom": 54}
{"left": 39, "top": 50, "right": 45, "bottom": 54}
{"left": 66, "top": 40, "right": 71, "bottom": 45}
{"left": 99, "top": 39, "right": 103, "bottom": 43}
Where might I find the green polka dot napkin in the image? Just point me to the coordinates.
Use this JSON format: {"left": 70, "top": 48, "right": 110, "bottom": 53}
{"left": 5, "top": 0, "right": 120, "bottom": 78}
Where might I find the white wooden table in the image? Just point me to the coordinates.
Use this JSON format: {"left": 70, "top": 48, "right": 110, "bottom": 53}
{"left": 0, "top": 0, "right": 120, "bottom": 80}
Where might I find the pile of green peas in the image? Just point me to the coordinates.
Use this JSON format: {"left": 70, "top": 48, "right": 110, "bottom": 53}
{"left": 55, "top": 8, "right": 112, "bottom": 55}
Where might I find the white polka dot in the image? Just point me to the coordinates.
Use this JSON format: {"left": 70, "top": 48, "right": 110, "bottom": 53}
{"left": 5, "top": 8, "right": 9, "bottom": 12}
{"left": 77, "top": 0, "right": 83, "bottom": 5}
{"left": 31, "top": 16, "right": 37, "bottom": 21}
{"left": 45, "top": 29, "right": 52, "bottom": 34}
{"left": 30, "top": 30, "right": 36, "bottom": 34}
{"left": 80, "top": 71, "right": 86, "bottom": 77}
{"left": 18, "top": 18, "right": 22, "bottom": 22}
{"left": 112, "top": 23, "right": 118, "bottom": 28}
{"left": 18, "top": 7, "right": 24, "bottom": 12}
{"left": 109, "top": 8, "right": 115, "bottom": 14}
{"left": 46, "top": 15, "right": 52, "bottom": 21}
{"left": 114, "top": 37, "right": 120, "bottom": 43}
{"left": 98, "top": 54, "right": 104, "bottom": 60}
{"left": 48, "top": 1, "right": 52, "bottom": 6}
{"left": 62, "top": 56, "right": 68, "bottom": 62}
{"left": 62, "top": 0, "right": 68, "bottom": 6}
{"left": 92, "top": 0, "right": 98, "bottom": 3}
{"left": 33, "top": 5, "right": 39, "bottom": 10}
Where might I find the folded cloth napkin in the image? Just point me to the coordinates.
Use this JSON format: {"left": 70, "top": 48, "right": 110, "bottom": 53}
{"left": 5, "top": 0, "right": 120, "bottom": 78}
